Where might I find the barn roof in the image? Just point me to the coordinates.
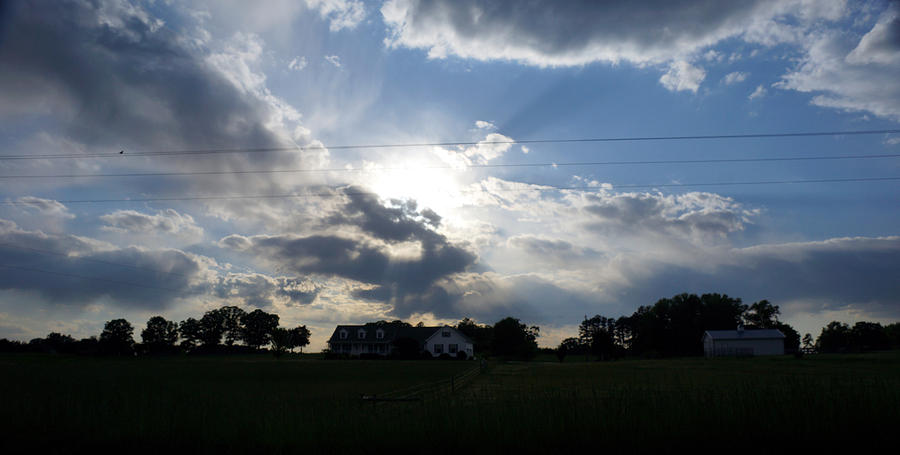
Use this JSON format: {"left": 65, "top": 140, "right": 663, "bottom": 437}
{"left": 704, "top": 329, "right": 785, "bottom": 340}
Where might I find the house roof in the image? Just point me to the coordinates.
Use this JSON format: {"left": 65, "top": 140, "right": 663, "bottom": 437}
{"left": 704, "top": 329, "right": 785, "bottom": 340}
{"left": 327, "top": 324, "right": 472, "bottom": 344}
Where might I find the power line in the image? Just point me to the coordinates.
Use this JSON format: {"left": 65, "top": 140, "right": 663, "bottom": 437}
{"left": 2, "top": 176, "right": 897, "bottom": 205}
{"left": 0, "top": 263, "right": 181, "bottom": 292}
{"left": 0, "top": 242, "right": 190, "bottom": 279}
{"left": 1, "top": 153, "right": 899, "bottom": 180}
{"left": 1, "top": 128, "right": 898, "bottom": 161}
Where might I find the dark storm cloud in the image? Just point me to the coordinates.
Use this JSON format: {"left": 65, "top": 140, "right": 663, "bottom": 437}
{"left": 382, "top": 0, "right": 839, "bottom": 66}
{"left": 222, "top": 189, "right": 478, "bottom": 314}
{"left": 610, "top": 237, "right": 900, "bottom": 319}
{"left": 212, "top": 273, "right": 321, "bottom": 307}
{"left": 0, "top": 220, "right": 205, "bottom": 309}
{"left": 0, "top": 0, "right": 280, "bottom": 150}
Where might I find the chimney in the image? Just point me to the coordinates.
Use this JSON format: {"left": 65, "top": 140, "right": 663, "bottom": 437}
{"left": 737, "top": 323, "right": 744, "bottom": 336}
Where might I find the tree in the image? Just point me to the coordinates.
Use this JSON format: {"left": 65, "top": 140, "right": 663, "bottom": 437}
{"left": 289, "top": 325, "right": 311, "bottom": 353}
{"left": 456, "top": 317, "right": 493, "bottom": 354}
{"left": 802, "top": 333, "right": 814, "bottom": 351}
{"left": 179, "top": 318, "right": 202, "bottom": 350}
{"left": 269, "top": 327, "right": 293, "bottom": 358}
{"left": 44, "top": 332, "right": 77, "bottom": 354}
{"left": 556, "top": 337, "right": 583, "bottom": 362}
{"left": 743, "top": 300, "right": 780, "bottom": 328}
{"left": 141, "top": 316, "right": 179, "bottom": 354}
{"left": 217, "top": 306, "right": 247, "bottom": 347}
{"left": 817, "top": 321, "right": 851, "bottom": 353}
{"left": 99, "top": 319, "right": 134, "bottom": 355}
{"left": 850, "top": 321, "right": 890, "bottom": 351}
{"left": 773, "top": 321, "right": 800, "bottom": 353}
{"left": 579, "top": 315, "right": 616, "bottom": 360}
{"left": 491, "top": 317, "right": 539, "bottom": 360}
{"left": 241, "top": 309, "right": 279, "bottom": 349}
{"left": 198, "top": 309, "right": 227, "bottom": 348}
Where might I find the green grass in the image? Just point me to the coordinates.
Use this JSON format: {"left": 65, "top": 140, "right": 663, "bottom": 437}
{"left": 1, "top": 352, "right": 898, "bottom": 453}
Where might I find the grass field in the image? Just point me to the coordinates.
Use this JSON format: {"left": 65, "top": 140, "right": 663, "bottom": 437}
{"left": 1, "top": 352, "right": 899, "bottom": 453}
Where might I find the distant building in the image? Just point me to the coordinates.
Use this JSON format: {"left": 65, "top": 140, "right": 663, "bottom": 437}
{"left": 327, "top": 323, "right": 474, "bottom": 358}
{"left": 702, "top": 328, "right": 785, "bottom": 357}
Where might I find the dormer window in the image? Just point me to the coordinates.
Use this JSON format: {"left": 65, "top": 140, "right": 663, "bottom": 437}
{"left": 358, "top": 329, "right": 366, "bottom": 339}
{"left": 339, "top": 329, "right": 348, "bottom": 340}
{"left": 442, "top": 329, "right": 451, "bottom": 337}
{"left": 376, "top": 329, "right": 384, "bottom": 339}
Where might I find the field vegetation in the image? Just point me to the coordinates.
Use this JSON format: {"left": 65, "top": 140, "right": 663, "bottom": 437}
{"left": 2, "top": 352, "right": 898, "bottom": 453}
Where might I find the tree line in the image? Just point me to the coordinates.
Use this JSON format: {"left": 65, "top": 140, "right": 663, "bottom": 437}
{"left": 0, "top": 305, "right": 310, "bottom": 357}
{"left": 554, "top": 293, "right": 900, "bottom": 361}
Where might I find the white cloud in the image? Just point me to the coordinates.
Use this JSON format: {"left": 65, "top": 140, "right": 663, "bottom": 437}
{"left": 475, "top": 120, "right": 496, "bottom": 130}
{"left": 16, "top": 197, "right": 74, "bottom": 219}
{"left": 324, "top": 55, "right": 343, "bottom": 68}
{"left": 749, "top": 84, "right": 767, "bottom": 99}
{"left": 722, "top": 71, "right": 749, "bottom": 85}
{"left": 288, "top": 56, "right": 307, "bottom": 71}
{"left": 100, "top": 209, "right": 204, "bottom": 240}
{"left": 776, "top": 4, "right": 900, "bottom": 121}
{"left": 659, "top": 61, "right": 706, "bottom": 93}
{"left": 305, "top": 0, "right": 366, "bottom": 31}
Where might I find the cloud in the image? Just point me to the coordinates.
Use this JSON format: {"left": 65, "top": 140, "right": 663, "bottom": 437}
{"left": 15, "top": 197, "right": 74, "bottom": 219}
{"left": 100, "top": 209, "right": 204, "bottom": 239}
{"left": 382, "top": 0, "right": 845, "bottom": 67}
{"left": 0, "top": 220, "right": 208, "bottom": 310}
{"left": 288, "top": 56, "right": 308, "bottom": 71}
{"left": 220, "top": 189, "right": 478, "bottom": 317}
{"left": 212, "top": 273, "right": 321, "bottom": 307}
{"left": 776, "top": 4, "right": 900, "bottom": 121}
{"left": 722, "top": 71, "right": 749, "bottom": 85}
{"left": 475, "top": 120, "right": 496, "bottom": 130}
{"left": 432, "top": 132, "right": 515, "bottom": 168}
{"left": 749, "top": 84, "right": 767, "bottom": 100}
{"left": 659, "top": 61, "right": 706, "bottom": 93}
{"left": 325, "top": 55, "right": 343, "bottom": 68}
{"left": 305, "top": 0, "right": 366, "bottom": 31}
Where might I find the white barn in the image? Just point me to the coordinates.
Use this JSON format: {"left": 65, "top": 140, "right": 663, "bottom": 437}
{"left": 702, "top": 328, "right": 785, "bottom": 357}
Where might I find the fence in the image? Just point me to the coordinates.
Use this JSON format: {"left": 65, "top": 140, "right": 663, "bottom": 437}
{"left": 360, "top": 362, "right": 484, "bottom": 404}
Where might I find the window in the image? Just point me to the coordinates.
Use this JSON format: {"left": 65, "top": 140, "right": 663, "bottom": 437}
{"left": 376, "top": 329, "right": 384, "bottom": 339}
{"left": 339, "top": 330, "right": 348, "bottom": 340}
{"left": 449, "top": 344, "right": 458, "bottom": 354}
{"left": 434, "top": 344, "right": 443, "bottom": 354}
{"left": 442, "top": 329, "right": 450, "bottom": 337}
{"left": 377, "top": 344, "right": 384, "bottom": 353}
{"left": 358, "top": 329, "right": 366, "bottom": 339}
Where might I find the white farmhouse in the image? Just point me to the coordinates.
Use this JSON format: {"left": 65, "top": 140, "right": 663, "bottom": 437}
{"left": 702, "top": 328, "right": 785, "bottom": 357}
{"left": 327, "top": 323, "right": 474, "bottom": 359}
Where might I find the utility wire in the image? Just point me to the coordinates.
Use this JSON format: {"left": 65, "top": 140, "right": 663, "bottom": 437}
{"left": 0, "top": 263, "right": 181, "bottom": 292}
{"left": 1, "top": 128, "right": 899, "bottom": 161}
{"left": 1, "top": 153, "right": 899, "bottom": 180}
{"left": 2, "top": 176, "right": 898, "bottom": 205}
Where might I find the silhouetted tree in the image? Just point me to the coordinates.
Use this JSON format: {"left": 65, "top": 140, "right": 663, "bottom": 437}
{"left": 289, "top": 325, "right": 311, "bottom": 353}
{"left": 198, "top": 309, "right": 227, "bottom": 348}
{"left": 491, "top": 317, "right": 539, "bottom": 360}
{"left": 774, "top": 321, "right": 800, "bottom": 353}
{"left": 99, "top": 319, "right": 134, "bottom": 355}
{"left": 885, "top": 322, "right": 900, "bottom": 348}
{"left": 743, "top": 300, "right": 780, "bottom": 328}
{"left": 456, "top": 317, "right": 493, "bottom": 354}
{"left": 241, "top": 309, "right": 279, "bottom": 349}
{"left": 556, "top": 337, "right": 583, "bottom": 362}
{"left": 850, "top": 321, "right": 890, "bottom": 351}
{"left": 817, "top": 321, "right": 851, "bottom": 353}
{"left": 580, "top": 315, "right": 617, "bottom": 360}
{"left": 141, "top": 316, "right": 179, "bottom": 354}
{"left": 270, "top": 327, "right": 292, "bottom": 358}
{"left": 44, "top": 332, "right": 77, "bottom": 354}
{"left": 802, "top": 333, "right": 814, "bottom": 351}
{"left": 218, "top": 306, "right": 247, "bottom": 347}
{"left": 179, "top": 318, "right": 202, "bottom": 350}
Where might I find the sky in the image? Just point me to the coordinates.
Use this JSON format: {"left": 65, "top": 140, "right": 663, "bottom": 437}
{"left": 0, "top": 0, "right": 899, "bottom": 350}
